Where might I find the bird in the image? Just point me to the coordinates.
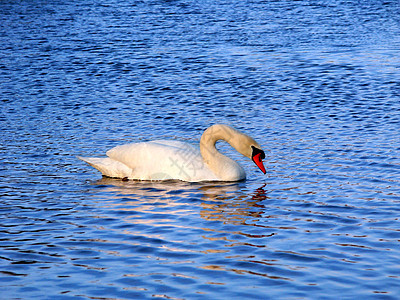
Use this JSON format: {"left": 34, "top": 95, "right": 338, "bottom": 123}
{"left": 78, "top": 124, "right": 266, "bottom": 182}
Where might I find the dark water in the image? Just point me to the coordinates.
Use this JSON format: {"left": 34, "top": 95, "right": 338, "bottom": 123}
{"left": 1, "top": 0, "right": 400, "bottom": 299}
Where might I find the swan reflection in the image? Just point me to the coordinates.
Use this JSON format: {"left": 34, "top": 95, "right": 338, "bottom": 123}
{"left": 90, "top": 178, "right": 272, "bottom": 238}
{"left": 92, "top": 177, "right": 246, "bottom": 201}
{"left": 200, "top": 183, "right": 268, "bottom": 225}
{"left": 92, "top": 178, "right": 268, "bottom": 223}
{"left": 89, "top": 178, "right": 289, "bottom": 281}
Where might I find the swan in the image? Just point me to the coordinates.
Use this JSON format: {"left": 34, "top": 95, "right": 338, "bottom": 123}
{"left": 78, "top": 124, "right": 266, "bottom": 182}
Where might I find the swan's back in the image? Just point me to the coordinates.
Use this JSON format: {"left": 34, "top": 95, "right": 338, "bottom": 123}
{"left": 106, "top": 140, "right": 217, "bottom": 181}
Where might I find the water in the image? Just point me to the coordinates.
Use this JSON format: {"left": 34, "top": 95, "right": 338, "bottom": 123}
{"left": 1, "top": 0, "right": 400, "bottom": 298}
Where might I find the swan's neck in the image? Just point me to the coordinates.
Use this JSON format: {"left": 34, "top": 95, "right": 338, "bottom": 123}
{"left": 199, "top": 125, "right": 246, "bottom": 181}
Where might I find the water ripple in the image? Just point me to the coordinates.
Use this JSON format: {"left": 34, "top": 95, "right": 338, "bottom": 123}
{"left": 1, "top": 0, "right": 400, "bottom": 298}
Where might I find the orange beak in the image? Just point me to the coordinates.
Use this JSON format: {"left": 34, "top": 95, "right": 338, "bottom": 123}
{"left": 252, "top": 153, "right": 266, "bottom": 174}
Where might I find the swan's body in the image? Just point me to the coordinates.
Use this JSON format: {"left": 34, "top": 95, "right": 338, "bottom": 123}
{"left": 79, "top": 124, "right": 266, "bottom": 182}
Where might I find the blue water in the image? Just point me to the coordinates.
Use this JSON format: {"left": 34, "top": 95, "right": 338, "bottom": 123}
{"left": 1, "top": 0, "right": 400, "bottom": 299}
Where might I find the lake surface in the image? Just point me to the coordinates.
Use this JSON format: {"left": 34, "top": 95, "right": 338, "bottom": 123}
{"left": 1, "top": 0, "right": 400, "bottom": 299}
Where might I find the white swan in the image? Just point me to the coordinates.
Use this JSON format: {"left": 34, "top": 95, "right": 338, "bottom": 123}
{"left": 78, "top": 124, "right": 266, "bottom": 182}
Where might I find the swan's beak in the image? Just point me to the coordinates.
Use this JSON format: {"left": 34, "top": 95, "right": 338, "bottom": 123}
{"left": 252, "top": 153, "right": 266, "bottom": 174}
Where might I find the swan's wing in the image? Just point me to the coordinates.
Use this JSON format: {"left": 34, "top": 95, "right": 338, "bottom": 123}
{"left": 106, "top": 140, "right": 195, "bottom": 164}
{"left": 149, "top": 140, "right": 190, "bottom": 148}
{"left": 106, "top": 140, "right": 211, "bottom": 181}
